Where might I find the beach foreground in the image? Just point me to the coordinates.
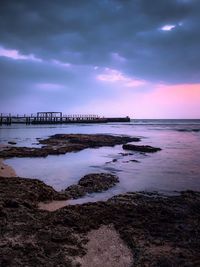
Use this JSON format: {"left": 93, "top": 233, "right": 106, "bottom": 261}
{"left": 0, "top": 176, "right": 199, "bottom": 267}
{"left": 0, "top": 131, "right": 200, "bottom": 266}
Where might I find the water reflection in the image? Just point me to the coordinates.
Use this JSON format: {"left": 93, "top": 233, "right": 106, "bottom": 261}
{"left": 2, "top": 120, "right": 200, "bottom": 202}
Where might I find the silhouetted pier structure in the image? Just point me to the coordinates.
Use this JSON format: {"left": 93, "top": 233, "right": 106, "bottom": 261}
{"left": 0, "top": 112, "right": 130, "bottom": 125}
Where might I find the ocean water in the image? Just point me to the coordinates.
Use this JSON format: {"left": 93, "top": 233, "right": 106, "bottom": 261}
{"left": 0, "top": 120, "right": 200, "bottom": 202}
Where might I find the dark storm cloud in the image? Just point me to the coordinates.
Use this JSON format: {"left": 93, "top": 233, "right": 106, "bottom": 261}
{"left": 0, "top": 0, "right": 200, "bottom": 114}
{"left": 1, "top": 0, "right": 199, "bottom": 83}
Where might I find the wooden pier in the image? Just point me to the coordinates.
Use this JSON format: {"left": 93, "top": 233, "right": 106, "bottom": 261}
{"left": 0, "top": 112, "right": 130, "bottom": 125}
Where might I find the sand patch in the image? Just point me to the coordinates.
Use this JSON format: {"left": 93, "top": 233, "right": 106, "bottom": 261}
{"left": 76, "top": 225, "right": 133, "bottom": 267}
{"left": 0, "top": 159, "right": 16, "bottom": 177}
{"left": 38, "top": 200, "right": 68, "bottom": 211}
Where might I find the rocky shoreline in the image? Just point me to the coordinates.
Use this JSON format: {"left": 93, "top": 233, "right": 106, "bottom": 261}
{"left": 0, "top": 175, "right": 199, "bottom": 266}
{"left": 0, "top": 134, "right": 141, "bottom": 158}
{"left": 1, "top": 134, "right": 199, "bottom": 266}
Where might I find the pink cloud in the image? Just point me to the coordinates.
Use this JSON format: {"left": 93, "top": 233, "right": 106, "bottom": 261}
{"left": 0, "top": 46, "right": 42, "bottom": 62}
{"left": 97, "top": 68, "right": 146, "bottom": 87}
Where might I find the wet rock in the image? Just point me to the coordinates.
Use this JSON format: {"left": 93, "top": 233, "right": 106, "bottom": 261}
{"left": 65, "top": 173, "right": 119, "bottom": 199}
{"left": 119, "top": 152, "right": 133, "bottom": 156}
{"left": 0, "top": 176, "right": 199, "bottom": 266}
{"left": 0, "top": 176, "right": 67, "bottom": 205}
{"left": 4, "top": 199, "right": 19, "bottom": 208}
{"left": 130, "top": 159, "right": 140, "bottom": 163}
{"left": 40, "top": 134, "right": 140, "bottom": 147}
{"left": 123, "top": 144, "right": 161, "bottom": 153}
{"left": 8, "top": 141, "right": 17, "bottom": 145}
{"left": 0, "top": 134, "right": 140, "bottom": 158}
{"left": 53, "top": 191, "right": 200, "bottom": 266}
{"left": 121, "top": 159, "right": 140, "bottom": 163}
{"left": 65, "top": 185, "right": 86, "bottom": 199}
{"left": 178, "top": 129, "right": 200, "bottom": 132}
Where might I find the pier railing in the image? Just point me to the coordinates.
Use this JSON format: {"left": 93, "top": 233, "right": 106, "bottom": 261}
{"left": 0, "top": 112, "right": 130, "bottom": 125}
{"left": 0, "top": 113, "right": 102, "bottom": 125}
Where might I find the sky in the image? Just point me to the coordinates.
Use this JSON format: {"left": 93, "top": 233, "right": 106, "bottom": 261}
{"left": 0, "top": 0, "right": 200, "bottom": 119}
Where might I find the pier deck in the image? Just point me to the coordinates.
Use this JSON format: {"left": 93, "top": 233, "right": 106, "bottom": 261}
{"left": 0, "top": 112, "right": 130, "bottom": 125}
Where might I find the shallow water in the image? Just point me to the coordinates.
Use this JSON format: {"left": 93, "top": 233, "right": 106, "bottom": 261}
{"left": 1, "top": 120, "right": 200, "bottom": 202}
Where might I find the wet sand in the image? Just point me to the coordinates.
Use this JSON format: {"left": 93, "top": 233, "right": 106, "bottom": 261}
{"left": 0, "top": 159, "right": 16, "bottom": 177}
{"left": 0, "top": 144, "right": 16, "bottom": 177}
{"left": 38, "top": 200, "right": 69, "bottom": 211}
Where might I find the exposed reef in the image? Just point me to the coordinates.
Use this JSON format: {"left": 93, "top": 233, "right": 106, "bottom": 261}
{"left": 0, "top": 176, "right": 66, "bottom": 206}
{"left": 7, "top": 141, "right": 17, "bottom": 145}
{"left": 0, "top": 134, "right": 140, "bottom": 158}
{"left": 65, "top": 173, "right": 119, "bottom": 199}
{"left": 123, "top": 144, "right": 161, "bottom": 153}
{"left": 0, "top": 176, "right": 199, "bottom": 266}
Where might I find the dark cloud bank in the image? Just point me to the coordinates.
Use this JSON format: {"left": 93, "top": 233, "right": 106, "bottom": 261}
{"left": 0, "top": 0, "right": 199, "bottom": 113}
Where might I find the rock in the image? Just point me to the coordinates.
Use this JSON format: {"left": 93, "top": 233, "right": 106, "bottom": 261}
{"left": 4, "top": 199, "right": 19, "bottom": 208}
{"left": 40, "top": 134, "right": 141, "bottom": 148}
{"left": 0, "top": 176, "right": 199, "bottom": 266}
{"left": 78, "top": 173, "right": 119, "bottom": 190}
{"left": 65, "top": 184, "right": 86, "bottom": 199}
{"left": 123, "top": 144, "right": 161, "bottom": 153}
{"left": 119, "top": 152, "right": 133, "bottom": 156}
{"left": 130, "top": 159, "right": 140, "bottom": 163}
{"left": 8, "top": 141, "right": 17, "bottom": 145}
{"left": 122, "top": 159, "right": 139, "bottom": 163}
{"left": 65, "top": 173, "right": 119, "bottom": 199}
{"left": 0, "top": 176, "right": 67, "bottom": 205}
{"left": 0, "top": 134, "right": 140, "bottom": 158}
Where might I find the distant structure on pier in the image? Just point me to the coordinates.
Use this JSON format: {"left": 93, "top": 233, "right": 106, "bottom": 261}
{"left": 0, "top": 112, "right": 130, "bottom": 125}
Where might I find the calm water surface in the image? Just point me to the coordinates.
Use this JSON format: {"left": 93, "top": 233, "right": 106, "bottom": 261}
{"left": 1, "top": 120, "right": 200, "bottom": 202}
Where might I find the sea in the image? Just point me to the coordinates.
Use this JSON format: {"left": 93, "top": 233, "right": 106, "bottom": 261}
{"left": 0, "top": 119, "right": 200, "bottom": 203}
